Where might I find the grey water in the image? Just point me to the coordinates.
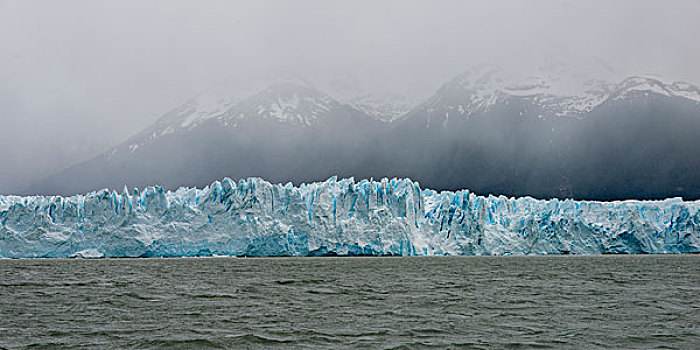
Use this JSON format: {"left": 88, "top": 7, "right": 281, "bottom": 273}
{"left": 1, "top": 256, "right": 698, "bottom": 349}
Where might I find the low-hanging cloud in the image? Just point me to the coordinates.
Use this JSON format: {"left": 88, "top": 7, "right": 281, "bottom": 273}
{"left": 1, "top": 0, "right": 699, "bottom": 194}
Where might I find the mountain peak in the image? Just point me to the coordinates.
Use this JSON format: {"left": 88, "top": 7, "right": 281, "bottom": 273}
{"left": 435, "top": 59, "right": 618, "bottom": 117}
{"left": 611, "top": 76, "right": 700, "bottom": 103}
{"left": 429, "top": 58, "right": 700, "bottom": 120}
{"left": 156, "top": 84, "right": 247, "bottom": 130}
{"left": 230, "top": 81, "right": 341, "bottom": 126}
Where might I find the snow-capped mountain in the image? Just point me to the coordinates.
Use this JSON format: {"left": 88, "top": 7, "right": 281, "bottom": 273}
{"left": 321, "top": 76, "right": 423, "bottom": 122}
{"left": 31, "top": 81, "right": 383, "bottom": 195}
{"left": 610, "top": 76, "right": 700, "bottom": 103}
{"left": 426, "top": 63, "right": 615, "bottom": 118}
{"left": 416, "top": 61, "right": 700, "bottom": 126}
{"left": 377, "top": 62, "right": 700, "bottom": 199}
{"left": 110, "top": 84, "right": 248, "bottom": 157}
{"left": 347, "top": 92, "right": 416, "bottom": 122}
{"left": 109, "top": 80, "right": 353, "bottom": 159}
{"left": 221, "top": 81, "right": 342, "bottom": 127}
{"left": 160, "top": 84, "right": 246, "bottom": 129}
{"left": 27, "top": 64, "right": 700, "bottom": 200}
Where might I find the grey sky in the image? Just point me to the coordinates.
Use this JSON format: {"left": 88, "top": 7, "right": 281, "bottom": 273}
{"left": 1, "top": 0, "right": 699, "bottom": 193}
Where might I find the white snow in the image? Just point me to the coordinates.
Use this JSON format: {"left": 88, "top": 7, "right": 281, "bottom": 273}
{"left": 179, "top": 87, "right": 242, "bottom": 128}
{"left": 448, "top": 60, "right": 700, "bottom": 117}
{"left": 269, "top": 94, "right": 302, "bottom": 122}
{"left": 159, "top": 126, "right": 174, "bottom": 136}
{"left": 349, "top": 92, "right": 418, "bottom": 122}
{"left": 446, "top": 59, "right": 618, "bottom": 116}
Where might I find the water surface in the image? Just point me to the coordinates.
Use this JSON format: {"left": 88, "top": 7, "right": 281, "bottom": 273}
{"left": 1, "top": 255, "right": 698, "bottom": 349}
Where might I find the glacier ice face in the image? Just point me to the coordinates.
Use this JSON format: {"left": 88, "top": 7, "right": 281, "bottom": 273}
{"left": 1, "top": 177, "right": 699, "bottom": 258}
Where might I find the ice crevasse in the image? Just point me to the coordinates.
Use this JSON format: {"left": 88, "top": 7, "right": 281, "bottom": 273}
{"left": 1, "top": 177, "right": 698, "bottom": 258}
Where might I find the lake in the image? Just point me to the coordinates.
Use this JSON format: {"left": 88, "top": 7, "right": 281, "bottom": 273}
{"left": 1, "top": 255, "right": 698, "bottom": 349}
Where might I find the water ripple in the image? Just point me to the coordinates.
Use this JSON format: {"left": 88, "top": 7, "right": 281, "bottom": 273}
{"left": 0, "top": 255, "right": 698, "bottom": 349}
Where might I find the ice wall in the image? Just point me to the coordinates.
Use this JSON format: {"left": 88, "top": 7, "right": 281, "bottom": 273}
{"left": 1, "top": 177, "right": 698, "bottom": 258}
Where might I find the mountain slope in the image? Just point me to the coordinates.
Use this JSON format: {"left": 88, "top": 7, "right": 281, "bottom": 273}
{"left": 362, "top": 72, "right": 700, "bottom": 199}
{"left": 28, "top": 70, "right": 700, "bottom": 200}
{"left": 30, "top": 82, "right": 384, "bottom": 195}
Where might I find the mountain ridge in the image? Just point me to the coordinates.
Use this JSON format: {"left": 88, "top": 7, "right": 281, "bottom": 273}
{"left": 24, "top": 68, "right": 700, "bottom": 200}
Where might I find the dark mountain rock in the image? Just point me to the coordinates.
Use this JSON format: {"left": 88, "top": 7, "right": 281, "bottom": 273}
{"left": 28, "top": 74, "right": 700, "bottom": 200}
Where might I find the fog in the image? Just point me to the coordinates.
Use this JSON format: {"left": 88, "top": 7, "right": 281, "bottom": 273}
{"left": 1, "top": 0, "right": 699, "bottom": 194}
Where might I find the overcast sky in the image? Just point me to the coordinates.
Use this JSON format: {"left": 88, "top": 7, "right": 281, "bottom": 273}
{"left": 1, "top": 0, "right": 699, "bottom": 193}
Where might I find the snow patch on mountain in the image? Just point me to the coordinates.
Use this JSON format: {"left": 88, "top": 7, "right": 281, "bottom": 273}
{"left": 165, "top": 85, "right": 247, "bottom": 129}
{"left": 612, "top": 76, "right": 700, "bottom": 103}
{"left": 105, "top": 80, "right": 348, "bottom": 158}
{"left": 322, "top": 76, "right": 423, "bottom": 122}
{"left": 349, "top": 93, "right": 416, "bottom": 122}
{"left": 438, "top": 59, "right": 619, "bottom": 116}
{"left": 238, "top": 82, "right": 340, "bottom": 126}
{"left": 437, "top": 60, "right": 700, "bottom": 118}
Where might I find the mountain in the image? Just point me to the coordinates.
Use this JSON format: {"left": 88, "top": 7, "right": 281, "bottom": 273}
{"left": 346, "top": 92, "right": 417, "bottom": 122}
{"left": 321, "top": 76, "right": 423, "bottom": 122}
{"left": 30, "top": 81, "right": 384, "bottom": 195}
{"left": 28, "top": 67, "right": 700, "bottom": 200}
{"left": 363, "top": 66, "right": 700, "bottom": 200}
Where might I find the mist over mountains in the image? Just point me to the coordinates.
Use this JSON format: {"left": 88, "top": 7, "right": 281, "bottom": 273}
{"left": 27, "top": 64, "right": 700, "bottom": 200}
{"left": 4, "top": 1, "right": 700, "bottom": 198}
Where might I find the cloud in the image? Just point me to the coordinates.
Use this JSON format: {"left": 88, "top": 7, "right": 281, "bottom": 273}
{"left": 0, "top": 0, "right": 698, "bottom": 193}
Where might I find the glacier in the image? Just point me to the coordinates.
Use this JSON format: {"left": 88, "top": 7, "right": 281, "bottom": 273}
{"left": 1, "top": 177, "right": 699, "bottom": 258}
